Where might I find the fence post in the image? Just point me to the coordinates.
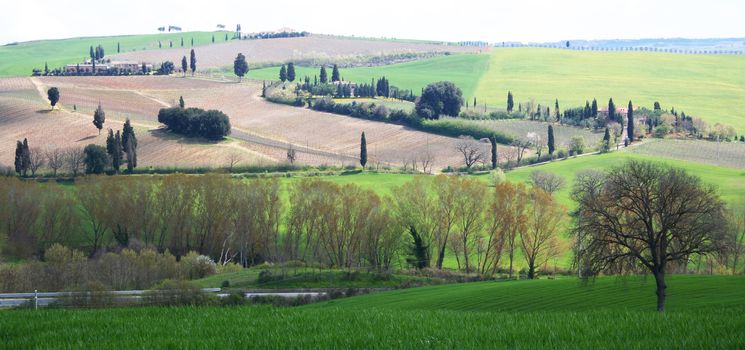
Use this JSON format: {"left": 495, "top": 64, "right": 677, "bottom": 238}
{"left": 34, "top": 289, "right": 38, "bottom": 310}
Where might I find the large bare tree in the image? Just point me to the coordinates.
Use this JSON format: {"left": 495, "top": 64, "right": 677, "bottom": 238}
{"left": 455, "top": 136, "right": 486, "bottom": 169}
{"left": 571, "top": 160, "right": 727, "bottom": 311}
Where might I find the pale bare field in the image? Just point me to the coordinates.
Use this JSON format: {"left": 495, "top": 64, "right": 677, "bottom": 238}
{"left": 2, "top": 76, "right": 499, "bottom": 170}
{"left": 110, "top": 36, "right": 483, "bottom": 70}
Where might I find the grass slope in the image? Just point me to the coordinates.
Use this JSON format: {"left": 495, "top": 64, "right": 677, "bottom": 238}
{"left": 0, "top": 31, "right": 223, "bottom": 76}
{"left": 504, "top": 151, "right": 745, "bottom": 207}
{"left": 247, "top": 53, "right": 491, "bottom": 101}
{"left": 313, "top": 275, "right": 745, "bottom": 312}
{"left": 475, "top": 48, "right": 745, "bottom": 131}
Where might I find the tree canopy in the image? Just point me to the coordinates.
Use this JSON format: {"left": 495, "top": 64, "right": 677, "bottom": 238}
{"left": 415, "top": 81, "right": 463, "bottom": 119}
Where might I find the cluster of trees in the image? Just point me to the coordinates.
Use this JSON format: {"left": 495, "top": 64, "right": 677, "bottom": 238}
{"left": 157, "top": 107, "right": 231, "bottom": 140}
{"left": 12, "top": 139, "right": 91, "bottom": 177}
{"left": 0, "top": 174, "right": 568, "bottom": 278}
{"left": 104, "top": 119, "right": 138, "bottom": 173}
{"left": 245, "top": 31, "right": 309, "bottom": 40}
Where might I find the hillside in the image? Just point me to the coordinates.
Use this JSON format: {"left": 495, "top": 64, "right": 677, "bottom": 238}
{"left": 0, "top": 32, "right": 220, "bottom": 76}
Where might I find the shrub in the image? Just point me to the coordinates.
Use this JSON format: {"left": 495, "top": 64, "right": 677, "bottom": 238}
{"left": 143, "top": 279, "right": 217, "bottom": 306}
{"left": 181, "top": 252, "right": 217, "bottom": 279}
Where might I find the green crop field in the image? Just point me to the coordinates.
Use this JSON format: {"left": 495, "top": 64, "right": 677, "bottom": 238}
{"left": 2, "top": 276, "right": 743, "bottom": 349}
{"left": 246, "top": 53, "right": 491, "bottom": 101}
{"left": 474, "top": 48, "right": 745, "bottom": 131}
{"left": 0, "top": 31, "right": 223, "bottom": 76}
{"left": 315, "top": 275, "right": 745, "bottom": 312}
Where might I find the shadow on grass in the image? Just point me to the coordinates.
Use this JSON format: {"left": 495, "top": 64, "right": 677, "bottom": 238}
{"left": 148, "top": 128, "right": 226, "bottom": 145}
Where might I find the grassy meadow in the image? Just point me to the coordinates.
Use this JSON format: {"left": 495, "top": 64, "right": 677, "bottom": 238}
{"left": 0, "top": 31, "right": 223, "bottom": 76}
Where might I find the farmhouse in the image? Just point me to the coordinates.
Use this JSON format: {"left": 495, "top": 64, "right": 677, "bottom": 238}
{"left": 65, "top": 61, "right": 152, "bottom": 75}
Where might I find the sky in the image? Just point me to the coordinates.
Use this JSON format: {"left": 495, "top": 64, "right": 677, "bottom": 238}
{"left": 2, "top": 0, "right": 744, "bottom": 45}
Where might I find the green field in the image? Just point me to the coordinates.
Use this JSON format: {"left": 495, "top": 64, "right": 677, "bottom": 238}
{"left": 247, "top": 53, "right": 491, "bottom": 102}
{"left": 474, "top": 48, "right": 745, "bottom": 131}
{"left": 2, "top": 276, "right": 743, "bottom": 349}
{"left": 0, "top": 31, "right": 223, "bottom": 76}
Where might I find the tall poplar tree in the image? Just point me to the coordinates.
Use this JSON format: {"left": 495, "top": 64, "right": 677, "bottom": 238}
{"left": 360, "top": 132, "right": 367, "bottom": 168}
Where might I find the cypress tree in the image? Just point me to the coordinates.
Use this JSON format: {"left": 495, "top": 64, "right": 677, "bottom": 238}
{"left": 123, "top": 118, "right": 137, "bottom": 172}
{"left": 547, "top": 125, "right": 555, "bottom": 156}
{"left": 212, "top": 35, "right": 215, "bottom": 43}
{"left": 191, "top": 38, "right": 194, "bottom": 47}
{"left": 603, "top": 127, "right": 611, "bottom": 151}
{"left": 117, "top": 42, "right": 120, "bottom": 53}
{"left": 261, "top": 81, "right": 266, "bottom": 97}
{"left": 190, "top": 49, "right": 196, "bottom": 76}
{"left": 113, "top": 131, "right": 123, "bottom": 172}
{"left": 225, "top": 33, "right": 228, "bottom": 41}
{"left": 331, "top": 64, "right": 340, "bottom": 82}
{"left": 406, "top": 226, "right": 430, "bottom": 269}
{"left": 608, "top": 98, "right": 617, "bottom": 123}
{"left": 654, "top": 101, "right": 661, "bottom": 111}
{"left": 490, "top": 136, "right": 498, "bottom": 169}
{"left": 181, "top": 56, "right": 188, "bottom": 77}
{"left": 554, "top": 99, "right": 560, "bottom": 120}
{"left": 287, "top": 63, "right": 296, "bottom": 82}
{"left": 507, "top": 91, "right": 514, "bottom": 112}
{"left": 89, "top": 46, "right": 95, "bottom": 62}
{"left": 159, "top": 41, "right": 162, "bottom": 49}
{"left": 93, "top": 103, "right": 105, "bottom": 135}
{"left": 180, "top": 37, "right": 184, "bottom": 47}
{"left": 360, "top": 132, "right": 367, "bottom": 168}
{"left": 279, "top": 64, "right": 287, "bottom": 82}
{"left": 591, "top": 98, "right": 598, "bottom": 117}
{"left": 20, "top": 139, "right": 30, "bottom": 176}
{"left": 319, "top": 66, "right": 328, "bottom": 84}
{"left": 14, "top": 140, "right": 25, "bottom": 176}
{"left": 627, "top": 100, "right": 634, "bottom": 142}
{"left": 179, "top": 96, "right": 185, "bottom": 108}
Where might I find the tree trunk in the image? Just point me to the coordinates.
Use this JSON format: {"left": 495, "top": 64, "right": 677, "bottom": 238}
{"left": 654, "top": 269, "right": 666, "bottom": 312}
{"left": 436, "top": 242, "right": 447, "bottom": 270}
{"left": 528, "top": 263, "right": 535, "bottom": 279}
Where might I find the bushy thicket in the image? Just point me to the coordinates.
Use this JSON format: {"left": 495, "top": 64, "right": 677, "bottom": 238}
{"left": 0, "top": 244, "right": 218, "bottom": 292}
{"left": 157, "top": 107, "right": 231, "bottom": 140}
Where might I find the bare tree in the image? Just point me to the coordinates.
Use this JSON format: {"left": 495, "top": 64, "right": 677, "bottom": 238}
{"left": 226, "top": 153, "right": 241, "bottom": 172}
{"left": 528, "top": 171, "right": 566, "bottom": 195}
{"left": 512, "top": 139, "right": 531, "bottom": 165}
{"left": 455, "top": 136, "right": 485, "bottom": 169}
{"left": 418, "top": 151, "right": 434, "bottom": 174}
{"left": 528, "top": 132, "right": 544, "bottom": 159}
{"left": 521, "top": 188, "right": 564, "bottom": 278}
{"left": 723, "top": 207, "right": 745, "bottom": 275}
{"left": 286, "top": 144, "right": 297, "bottom": 164}
{"left": 46, "top": 148, "right": 64, "bottom": 177}
{"left": 28, "top": 147, "right": 45, "bottom": 176}
{"left": 571, "top": 161, "right": 728, "bottom": 311}
{"left": 65, "top": 147, "right": 85, "bottom": 177}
